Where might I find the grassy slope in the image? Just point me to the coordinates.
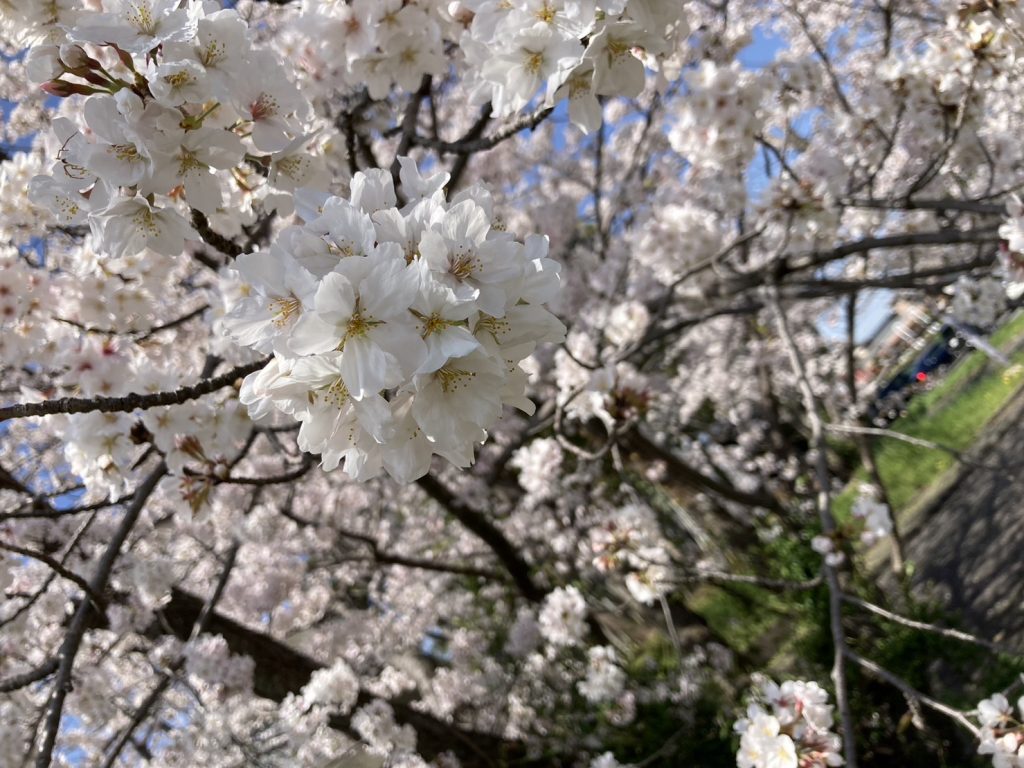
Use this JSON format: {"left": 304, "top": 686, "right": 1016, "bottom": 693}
{"left": 834, "top": 310, "right": 1024, "bottom": 518}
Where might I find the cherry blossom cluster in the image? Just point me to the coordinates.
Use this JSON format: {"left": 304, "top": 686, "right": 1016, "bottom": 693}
{"left": 734, "top": 677, "right": 843, "bottom": 768}
{"left": 669, "top": 60, "right": 764, "bottom": 169}
{"left": 950, "top": 275, "right": 1007, "bottom": 330}
{"left": 459, "top": 0, "right": 688, "bottom": 130}
{"left": 292, "top": 0, "right": 449, "bottom": 102}
{"left": 589, "top": 503, "right": 672, "bottom": 604}
{"left": 999, "top": 196, "right": 1024, "bottom": 298}
{"left": 225, "top": 160, "right": 565, "bottom": 482}
{"left": 811, "top": 486, "right": 892, "bottom": 567}
{"left": 25, "top": 1, "right": 324, "bottom": 256}
{"left": 635, "top": 202, "right": 724, "bottom": 288}
{"left": 977, "top": 692, "right": 1024, "bottom": 766}
{"left": 289, "top": 0, "right": 689, "bottom": 133}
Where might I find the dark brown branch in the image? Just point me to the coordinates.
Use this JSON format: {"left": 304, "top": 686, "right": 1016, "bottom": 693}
{"left": 157, "top": 588, "right": 528, "bottom": 766}
{"left": 842, "top": 197, "right": 1006, "bottom": 215}
{"left": 53, "top": 304, "right": 209, "bottom": 341}
{"left": 416, "top": 105, "right": 553, "bottom": 156}
{"left": 34, "top": 462, "right": 168, "bottom": 768}
{"left": 445, "top": 105, "right": 492, "bottom": 193}
{"left": 331, "top": 525, "right": 505, "bottom": 581}
{"left": 0, "top": 659, "right": 59, "bottom": 694}
{"left": 791, "top": 227, "right": 1000, "bottom": 271}
{"left": 100, "top": 541, "right": 240, "bottom": 768}
{"left": 190, "top": 209, "right": 244, "bottom": 258}
{"left": 0, "top": 358, "right": 269, "bottom": 424}
{"left": 186, "top": 455, "right": 315, "bottom": 487}
{"left": 416, "top": 475, "right": 545, "bottom": 602}
{"left": 390, "top": 75, "right": 432, "bottom": 192}
{"left": 0, "top": 497, "right": 118, "bottom": 523}
{"left": 623, "top": 430, "right": 782, "bottom": 512}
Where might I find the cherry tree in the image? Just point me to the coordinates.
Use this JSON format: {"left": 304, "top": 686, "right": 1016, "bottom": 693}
{"left": 1, "top": 1, "right": 1022, "bottom": 766}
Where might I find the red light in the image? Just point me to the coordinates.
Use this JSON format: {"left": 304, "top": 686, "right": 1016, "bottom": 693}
{"left": 916, "top": 372, "right": 928, "bottom": 382}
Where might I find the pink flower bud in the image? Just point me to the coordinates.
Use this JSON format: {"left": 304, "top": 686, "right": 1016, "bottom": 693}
{"left": 40, "top": 79, "right": 98, "bottom": 97}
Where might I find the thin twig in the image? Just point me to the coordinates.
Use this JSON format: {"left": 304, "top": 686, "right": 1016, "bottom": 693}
{"left": 844, "top": 648, "right": 980, "bottom": 737}
{"left": 843, "top": 594, "right": 1021, "bottom": 656}
{"left": 0, "top": 541, "right": 105, "bottom": 609}
{"left": 99, "top": 540, "right": 240, "bottom": 768}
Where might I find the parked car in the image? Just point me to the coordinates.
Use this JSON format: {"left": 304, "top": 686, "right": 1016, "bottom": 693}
{"left": 867, "top": 326, "right": 963, "bottom": 425}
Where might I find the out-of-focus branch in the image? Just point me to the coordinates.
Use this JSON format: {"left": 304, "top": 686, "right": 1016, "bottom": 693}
{"left": 670, "top": 569, "right": 822, "bottom": 591}
{"left": 843, "top": 594, "right": 1021, "bottom": 656}
{"left": 415, "top": 105, "right": 554, "bottom": 156}
{"left": 157, "top": 587, "right": 529, "bottom": 766}
{"left": 190, "top": 209, "right": 245, "bottom": 258}
{"left": 623, "top": 429, "right": 783, "bottom": 512}
{"left": 844, "top": 648, "right": 980, "bottom": 737}
{"left": 826, "top": 423, "right": 1018, "bottom": 470}
{"left": 391, "top": 74, "right": 432, "bottom": 191}
{"left": 768, "top": 286, "right": 858, "bottom": 768}
{"left": 0, "top": 658, "right": 59, "bottom": 694}
{"left": 416, "top": 474, "right": 546, "bottom": 602}
{"left": 53, "top": 303, "right": 209, "bottom": 341}
{"left": 33, "top": 462, "right": 168, "bottom": 768}
{"left": 0, "top": 541, "right": 104, "bottom": 608}
{"left": 100, "top": 540, "right": 241, "bottom": 768}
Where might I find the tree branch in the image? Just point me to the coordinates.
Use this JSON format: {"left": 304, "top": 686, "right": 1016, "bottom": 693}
{"left": 0, "top": 541, "right": 105, "bottom": 609}
{"left": 843, "top": 594, "right": 1021, "bottom": 656}
{"left": 768, "top": 286, "right": 858, "bottom": 768}
{"left": 416, "top": 474, "right": 545, "bottom": 602}
{"left": 843, "top": 648, "right": 980, "bottom": 737}
{"left": 0, "top": 659, "right": 59, "bottom": 694}
{"left": 100, "top": 540, "right": 241, "bottom": 768}
{"left": 0, "top": 358, "right": 269, "bottom": 424}
{"left": 34, "top": 462, "right": 168, "bottom": 768}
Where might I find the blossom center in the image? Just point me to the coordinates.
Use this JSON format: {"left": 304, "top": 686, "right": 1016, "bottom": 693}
{"left": 525, "top": 51, "right": 545, "bottom": 75}
{"left": 177, "top": 149, "right": 205, "bottom": 176}
{"left": 323, "top": 377, "right": 350, "bottom": 408}
{"left": 110, "top": 143, "right": 141, "bottom": 162}
{"left": 132, "top": 207, "right": 160, "bottom": 236}
{"left": 200, "top": 40, "right": 226, "bottom": 67}
{"left": 421, "top": 313, "right": 449, "bottom": 337}
{"left": 268, "top": 296, "right": 301, "bottom": 327}
{"left": 449, "top": 250, "right": 479, "bottom": 280}
{"left": 437, "top": 365, "right": 476, "bottom": 393}
{"left": 163, "top": 70, "right": 194, "bottom": 89}
{"left": 124, "top": 1, "right": 157, "bottom": 35}
{"left": 250, "top": 93, "right": 279, "bottom": 121}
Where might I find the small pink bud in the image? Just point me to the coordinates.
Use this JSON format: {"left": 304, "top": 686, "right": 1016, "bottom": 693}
{"left": 40, "top": 79, "right": 97, "bottom": 97}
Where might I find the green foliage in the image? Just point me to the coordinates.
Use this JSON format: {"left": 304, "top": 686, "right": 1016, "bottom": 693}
{"left": 835, "top": 312, "right": 1024, "bottom": 519}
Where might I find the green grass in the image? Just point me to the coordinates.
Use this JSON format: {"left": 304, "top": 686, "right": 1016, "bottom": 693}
{"left": 834, "top": 310, "right": 1024, "bottom": 519}
{"left": 676, "top": 313, "right": 1024, "bottom": 766}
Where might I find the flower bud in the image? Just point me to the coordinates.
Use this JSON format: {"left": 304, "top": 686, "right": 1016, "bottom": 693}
{"left": 25, "top": 46, "right": 62, "bottom": 83}
{"left": 40, "top": 79, "right": 98, "bottom": 97}
{"left": 58, "top": 44, "right": 96, "bottom": 70}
